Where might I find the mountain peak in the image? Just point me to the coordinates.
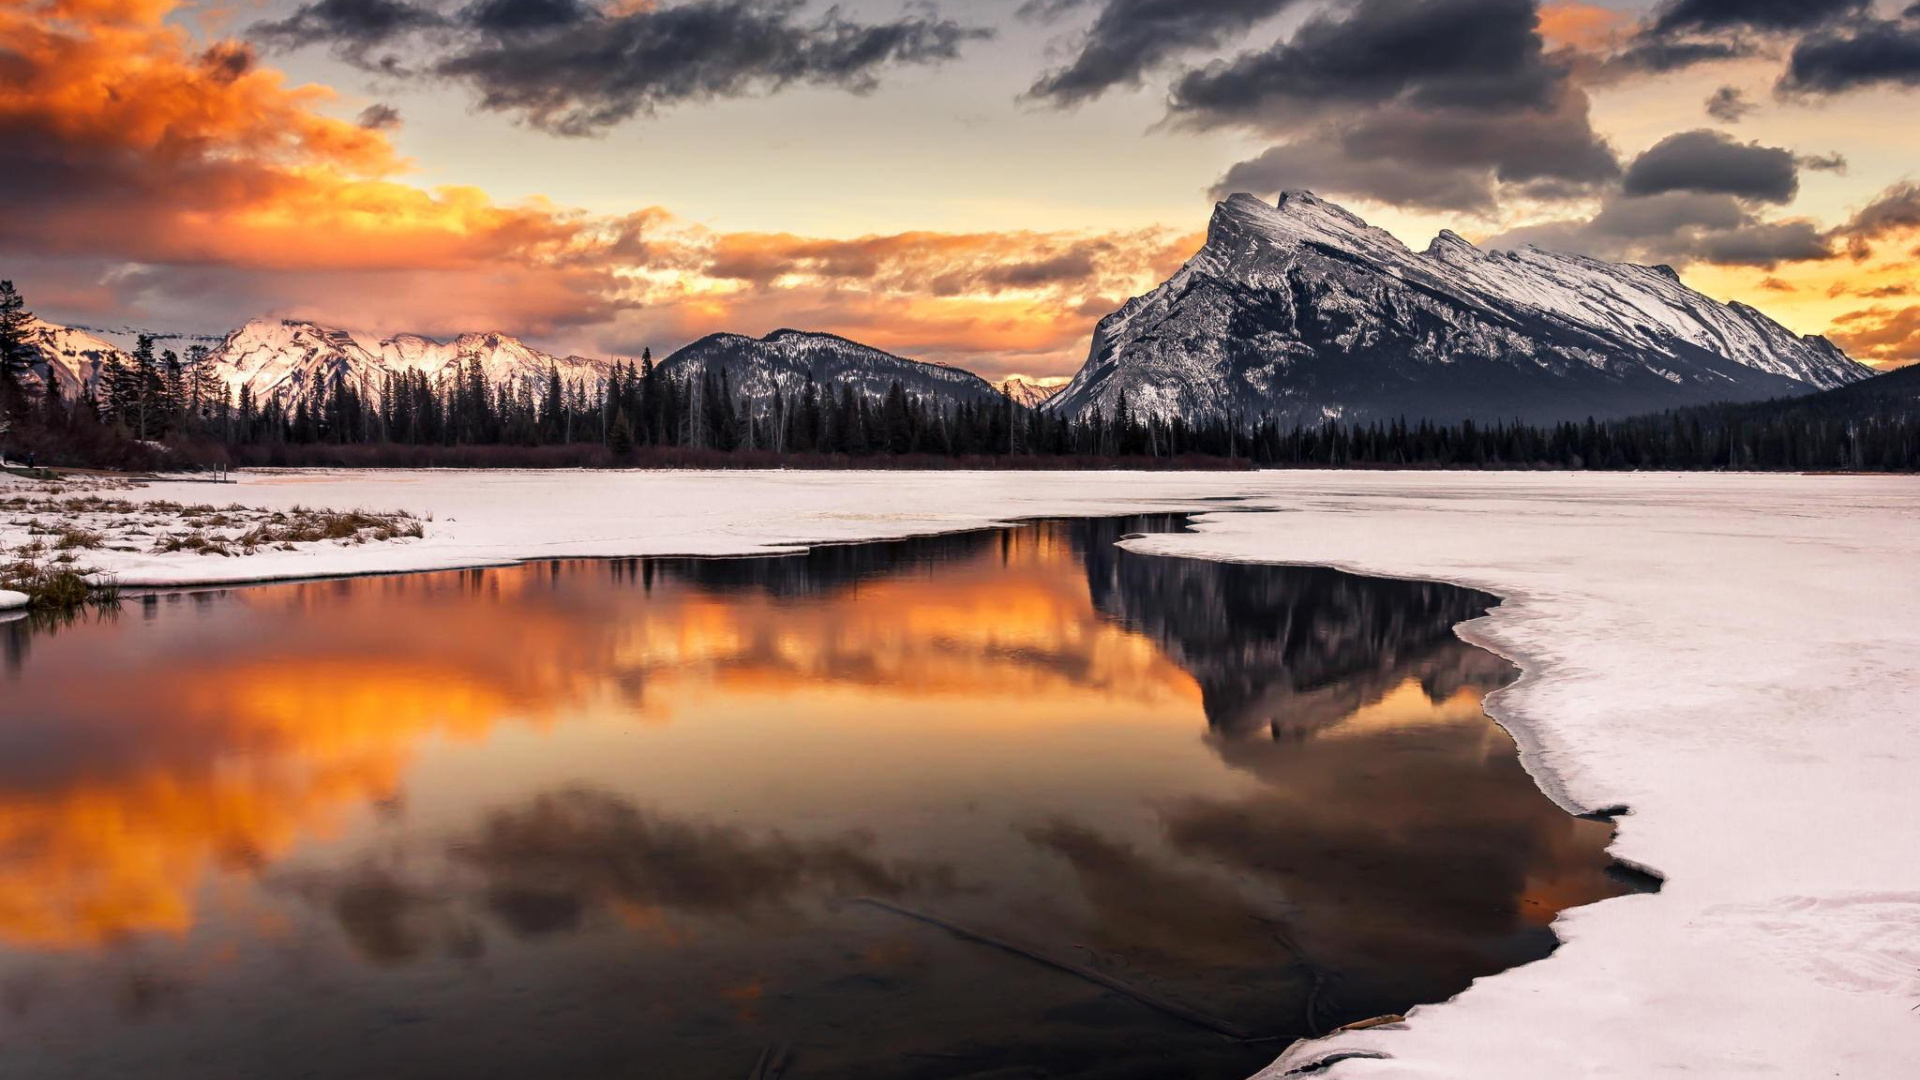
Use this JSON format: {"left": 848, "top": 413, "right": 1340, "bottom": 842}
{"left": 1426, "top": 229, "right": 1479, "bottom": 258}
{"left": 1206, "top": 190, "right": 1414, "bottom": 265}
{"left": 1050, "top": 191, "right": 1871, "bottom": 426}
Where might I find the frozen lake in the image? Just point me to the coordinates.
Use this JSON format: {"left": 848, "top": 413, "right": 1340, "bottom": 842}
{"left": 0, "top": 515, "right": 1635, "bottom": 1078}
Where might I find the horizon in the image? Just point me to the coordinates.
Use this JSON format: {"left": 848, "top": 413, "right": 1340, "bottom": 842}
{"left": 6, "top": 0, "right": 1920, "bottom": 381}
{"left": 19, "top": 187, "right": 1884, "bottom": 389}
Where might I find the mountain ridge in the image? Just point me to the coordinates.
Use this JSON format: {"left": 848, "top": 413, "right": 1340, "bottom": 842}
{"left": 15, "top": 196, "right": 1871, "bottom": 427}
{"left": 1043, "top": 190, "right": 1869, "bottom": 426}
{"left": 654, "top": 328, "right": 1003, "bottom": 410}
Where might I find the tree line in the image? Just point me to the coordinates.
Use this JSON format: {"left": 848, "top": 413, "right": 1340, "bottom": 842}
{"left": 2, "top": 280, "right": 1914, "bottom": 472}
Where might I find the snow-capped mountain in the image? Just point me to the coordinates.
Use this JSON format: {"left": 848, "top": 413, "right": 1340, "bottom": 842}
{"left": 212, "top": 319, "right": 613, "bottom": 406}
{"left": 17, "top": 318, "right": 126, "bottom": 399}
{"left": 994, "top": 377, "right": 1062, "bottom": 409}
{"left": 657, "top": 329, "right": 1002, "bottom": 409}
{"left": 18, "top": 316, "right": 616, "bottom": 408}
{"left": 1046, "top": 191, "right": 1872, "bottom": 426}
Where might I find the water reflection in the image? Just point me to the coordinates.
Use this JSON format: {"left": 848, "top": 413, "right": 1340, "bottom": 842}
{"left": 0, "top": 517, "right": 1637, "bottom": 1079}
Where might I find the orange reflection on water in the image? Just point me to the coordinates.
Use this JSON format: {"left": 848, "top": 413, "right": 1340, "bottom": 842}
{"left": 0, "top": 526, "right": 1202, "bottom": 949}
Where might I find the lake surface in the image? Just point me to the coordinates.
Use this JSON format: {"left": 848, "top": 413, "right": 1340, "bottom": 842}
{"left": 0, "top": 517, "right": 1637, "bottom": 1079}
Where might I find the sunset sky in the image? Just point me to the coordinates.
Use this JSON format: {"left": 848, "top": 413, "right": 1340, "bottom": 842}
{"left": 4, "top": 0, "right": 1919, "bottom": 381}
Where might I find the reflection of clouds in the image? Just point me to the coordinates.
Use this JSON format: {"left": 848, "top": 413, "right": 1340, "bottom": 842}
{"left": 0, "top": 524, "right": 1189, "bottom": 950}
{"left": 457, "top": 790, "right": 959, "bottom": 939}
{"left": 1021, "top": 819, "right": 1284, "bottom": 968}
{"left": 276, "top": 866, "right": 483, "bottom": 968}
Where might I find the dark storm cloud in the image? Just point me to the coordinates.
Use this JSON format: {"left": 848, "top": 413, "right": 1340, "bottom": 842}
{"left": 1173, "top": 0, "right": 1618, "bottom": 213}
{"left": 253, "top": 0, "right": 989, "bottom": 135}
{"left": 1621, "top": 129, "right": 1800, "bottom": 204}
{"left": 1778, "top": 16, "right": 1920, "bottom": 95}
{"left": 1648, "top": 0, "right": 1868, "bottom": 36}
{"left": 1704, "top": 85, "right": 1756, "bottom": 122}
{"left": 1024, "top": 0, "right": 1306, "bottom": 107}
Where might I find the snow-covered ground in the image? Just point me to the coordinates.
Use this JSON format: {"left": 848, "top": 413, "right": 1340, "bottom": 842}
{"left": 3, "top": 468, "right": 1916, "bottom": 1077}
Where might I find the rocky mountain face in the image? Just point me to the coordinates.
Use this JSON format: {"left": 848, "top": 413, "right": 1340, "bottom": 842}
{"left": 656, "top": 329, "right": 1002, "bottom": 410}
{"left": 1046, "top": 191, "right": 1872, "bottom": 426}
{"left": 994, "top": 377, "right": 1061, "bottom": 409}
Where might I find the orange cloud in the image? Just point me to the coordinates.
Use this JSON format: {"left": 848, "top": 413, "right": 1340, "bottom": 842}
{"left": 0, "top": 530, "right": 1208, "bottom": 950}
{"left": 1829, "top": 304, "right": 1920, "bottom": 369}
{"left": 1537, "top": 1, "right": 1627, "bottom": 50}
{"left": 609, "top": 226, "right": 1203, "bottom": 375}
{"left": 0, "top": 0, "right": 635, "bottom": 331}
{"left": 0, "top": 0, "right": 1197, "bottom": 375}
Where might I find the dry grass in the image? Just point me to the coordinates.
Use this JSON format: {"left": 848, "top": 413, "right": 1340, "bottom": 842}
{"left": 4, "top": 489, "right": 425, "bottom": 563}
{"left": 0, "top": 550, "right": 119, "bottom": 610}
{"left": 53, "top": 526, "right": 104, "bottom": 550}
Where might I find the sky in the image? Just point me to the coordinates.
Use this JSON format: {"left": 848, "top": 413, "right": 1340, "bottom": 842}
{"left": 3, "top": 0, "right": 1919, "bottom": 381}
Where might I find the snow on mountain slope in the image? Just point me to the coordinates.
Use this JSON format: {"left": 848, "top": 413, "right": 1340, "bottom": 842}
{"left": 16, "top": 316, "right": 616, "bottom": 409}
{"left": 1046, "top": 191, "right": 1871, "bottom": 426}
{"left": 211, "top": 319, "right": 614, "bottom": 406}
{"left": 18, "top": 318, "right": 128, "bottom": 399}
{"left": 995, "top": 377, "right": 1062, "bottom": 409}
{"left": 657, "top": 329, "right": 1002, "bottom": 409}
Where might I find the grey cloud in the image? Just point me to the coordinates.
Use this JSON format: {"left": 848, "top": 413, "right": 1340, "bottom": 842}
{"left": 1830, "top": 181, "right": 1920, "bottom": 258}
{"left": 1488, "top": 191, "right": 1835, "bottom": 269}
{"left": 356, "top": 103, "right": 404, "bottom": 129}
{"left": 254, "top": 0, "right": 990, "bottom": 135}
{"left": 251, "top": 0, "right": 449, "bottom": 68}
{"left": 1649, "top": 0, "right": 1868, "bottom": 36}
{"left": 1169, "top": 0, "right": 1568, "bottom": 128}
{"left": 1621, "top": 129, "right": 1800, "bottom": 204}
{"left": 1025, "top": 0, "right": 1306, "bottom": 107}
{"left": 1779, "top": 16, "right": 1920, "bottom": 95}
{"left": 1179, "top": 0, "right": 1619, "bottom": 214}
{"left": 1704, "top": 85, "right": 1756, "bottom": 122}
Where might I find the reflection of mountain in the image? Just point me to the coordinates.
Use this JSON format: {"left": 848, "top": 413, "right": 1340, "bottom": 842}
{"left": 1078, "top": 516, "right": 1503, "bottom": 738}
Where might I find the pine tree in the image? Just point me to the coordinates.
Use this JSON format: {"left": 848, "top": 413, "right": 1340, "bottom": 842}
{"left": 0, "top": 281, "right": 34, "bottom": 385}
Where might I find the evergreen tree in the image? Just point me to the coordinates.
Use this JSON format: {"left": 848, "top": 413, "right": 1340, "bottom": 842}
{"left": 0, "top": 280, "right": 35, "bottom": 389}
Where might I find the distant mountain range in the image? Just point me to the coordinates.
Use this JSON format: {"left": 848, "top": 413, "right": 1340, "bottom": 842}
{"left": 995, "top": 377, "right": 1062, "bottom": 409}
{"left": 656, "top": 329, "right": 1002, "bottom": 409}
{"left": 1045, "top": 192, "right": 1872, "bottom": 425}
{"left": 17, "top": 192, "right": 1883, "bottom": 427}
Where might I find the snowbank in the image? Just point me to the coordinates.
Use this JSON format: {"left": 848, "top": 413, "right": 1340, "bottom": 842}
{"left": 0, "top": 589, "right": 27, "bottom": 610}
{"left": 6, "top": 468, "right": 1916, "bottom": 1077}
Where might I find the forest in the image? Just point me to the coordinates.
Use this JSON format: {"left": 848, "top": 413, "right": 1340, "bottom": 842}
{"left": 3, "top": 281, "right": 1915, "bottom": 473}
